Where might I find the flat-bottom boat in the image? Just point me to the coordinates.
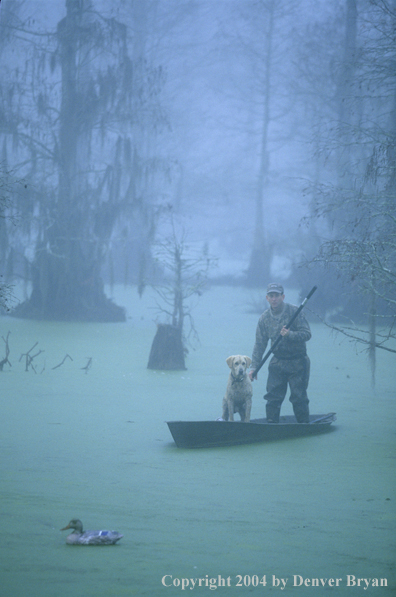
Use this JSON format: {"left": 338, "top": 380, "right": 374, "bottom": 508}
{"left": 166, "top": 413, "right": 336, "bottom": 449}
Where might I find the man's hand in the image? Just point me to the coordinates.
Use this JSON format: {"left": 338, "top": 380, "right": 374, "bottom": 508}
{"left": 249, "top": 370, "right": 257, "bottom": 381}
{"left": 280, "top": 326, "right": 290, "bottom": 337}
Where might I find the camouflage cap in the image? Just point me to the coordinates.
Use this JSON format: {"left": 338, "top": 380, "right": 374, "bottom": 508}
{"left": 266, "top": 283, "right": 284, "bottom": 294}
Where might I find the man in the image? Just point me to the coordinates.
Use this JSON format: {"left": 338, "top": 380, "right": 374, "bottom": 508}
{"left": 249, "top": 283, "right": 311, "bottom": 423}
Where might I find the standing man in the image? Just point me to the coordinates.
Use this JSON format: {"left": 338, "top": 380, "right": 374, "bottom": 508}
{"left": 249, "top": 283, "right": 311, "bottom": 423}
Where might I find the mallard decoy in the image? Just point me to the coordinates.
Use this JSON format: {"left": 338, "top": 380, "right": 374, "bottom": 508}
{"left": 61, "top": 518, "right": 123, "bottom": 545}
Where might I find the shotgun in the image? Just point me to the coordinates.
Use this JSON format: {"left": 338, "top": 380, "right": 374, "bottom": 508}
{"left": 251, "top": 285, "right": 317, "bottom": 379}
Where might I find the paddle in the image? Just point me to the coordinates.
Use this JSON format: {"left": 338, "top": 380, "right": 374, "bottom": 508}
{"left": 251, "top": 285, "right": 317, "bottom": 379}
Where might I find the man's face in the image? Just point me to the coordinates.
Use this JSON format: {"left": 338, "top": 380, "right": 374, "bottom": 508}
{"left": 266, "top": 292, "right": 285, "bottom": 309}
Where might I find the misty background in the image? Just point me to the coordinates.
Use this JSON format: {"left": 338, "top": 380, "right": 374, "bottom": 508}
{"left": 0, "top": 0, "right": 395, "bottom": 361}
{"left": 0, "top": 3, "right": 395, "bottom": 595}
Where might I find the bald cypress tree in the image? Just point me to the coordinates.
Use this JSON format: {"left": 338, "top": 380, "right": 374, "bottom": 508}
{"left": 0, "top": 0, "right": 164, "bottom": 321}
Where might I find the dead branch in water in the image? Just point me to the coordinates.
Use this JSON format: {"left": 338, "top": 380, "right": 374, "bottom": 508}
{"left": 19, "top": 342, "right": 45, "bottom": 373}
{"left": 81, "top": 357, "right": 92, "bottom": 374}
{"left": 0, "top": 331, "right": 12, "bottom": 371}
{"left": 52, "top": 354, "right": 73, "bottom": 370}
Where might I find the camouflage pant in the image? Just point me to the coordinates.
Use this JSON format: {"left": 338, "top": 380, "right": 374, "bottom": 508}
{"left": 264, "top": 355, "right": 310, "bottom": 423}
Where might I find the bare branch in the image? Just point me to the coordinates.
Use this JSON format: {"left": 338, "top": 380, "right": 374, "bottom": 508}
{"left": 0, "top": 332, "right": 12, "bottom": 371}
{"left": 52, "top": 354, "right": 73, "bottom": 370}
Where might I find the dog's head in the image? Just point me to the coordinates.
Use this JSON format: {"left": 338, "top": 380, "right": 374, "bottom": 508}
{"left": 226, "top": 355, "right": 252, "bottom": 379}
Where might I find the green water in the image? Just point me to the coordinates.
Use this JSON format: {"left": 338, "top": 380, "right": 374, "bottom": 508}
{"left": 1, "top": 286, "right": 395, "bottom": 596}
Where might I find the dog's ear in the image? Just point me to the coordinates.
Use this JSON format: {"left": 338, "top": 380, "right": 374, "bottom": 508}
{"left": 245, "top": 356, "right": 252, "bottom": 368}
{"left": 226, "top": 356, "right": 235, "bottom": 368}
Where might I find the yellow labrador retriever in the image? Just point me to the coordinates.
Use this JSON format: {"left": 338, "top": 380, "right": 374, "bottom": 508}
{"left": 221, "top": 355, "right": 253, "bottom": 422}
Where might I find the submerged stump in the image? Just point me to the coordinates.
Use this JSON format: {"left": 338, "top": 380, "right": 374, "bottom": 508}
{"left": 147, "top": 324, "right": 186, "bottom": 370}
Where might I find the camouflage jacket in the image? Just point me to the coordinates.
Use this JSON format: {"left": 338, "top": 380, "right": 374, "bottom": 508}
{"left": 251, "top": 302, "right": 311, "bottom": 369}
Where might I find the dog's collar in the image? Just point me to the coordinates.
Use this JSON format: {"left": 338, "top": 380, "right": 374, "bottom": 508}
{"left": 231, "top": 372, "right": 245, "bottom": 384}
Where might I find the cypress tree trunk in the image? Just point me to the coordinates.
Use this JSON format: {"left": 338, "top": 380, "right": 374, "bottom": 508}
{"left": 147, "top": 324, "right": 186, "bottom": 370}
{"left": 246, "top": 1, "right": 274, "bottom": 287}
{"left": 12, "top": 0, "right": 125, "bottom": 322}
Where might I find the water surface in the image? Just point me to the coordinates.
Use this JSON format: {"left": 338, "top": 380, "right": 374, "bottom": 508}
{"left": 1, "top": 286, "right": 395, "bottom": 596}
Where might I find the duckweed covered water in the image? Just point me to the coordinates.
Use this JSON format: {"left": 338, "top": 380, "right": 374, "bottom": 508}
{"left": 0, "top": 285, "right": 395, "bottom": 596}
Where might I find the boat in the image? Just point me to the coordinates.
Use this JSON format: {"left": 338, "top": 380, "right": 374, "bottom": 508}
{"left": 166, "top": 413, "right": 336, "bottom": 449}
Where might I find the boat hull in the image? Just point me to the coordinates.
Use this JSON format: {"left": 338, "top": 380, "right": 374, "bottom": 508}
{"left": 167, "top": 413, "right": 336, "bottom": 449}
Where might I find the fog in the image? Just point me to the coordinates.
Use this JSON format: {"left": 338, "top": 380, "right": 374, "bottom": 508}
{"left": 0, "top": 0, "right": 360, "bottom": 289}
{"left": 0, "top": 1, "right": 395, "bottom": 594}
{"left": 0, "top": 2, "right": 393, "bottom": 350}
{"left": 1, "top": 0, "right": 394, "bottom": 333}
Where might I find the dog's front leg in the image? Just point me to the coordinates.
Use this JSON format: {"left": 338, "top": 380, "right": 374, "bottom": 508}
{"left": 227, "top": 399, "right": 235, "bottom": 421}
{"left": 244, "top": 399, "right": 252, "bottom": 423}
{"left": 221, "top": 397, "right": 229, "bottom": 421}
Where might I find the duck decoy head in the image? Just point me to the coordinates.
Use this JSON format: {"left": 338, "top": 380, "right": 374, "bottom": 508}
{"left": 61, "top": 519, "right": 83, "bottom": 533}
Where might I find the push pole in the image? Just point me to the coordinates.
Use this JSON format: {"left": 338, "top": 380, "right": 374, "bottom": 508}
{"left": 251, "top": 286, "right": 317, "bottom": 379}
